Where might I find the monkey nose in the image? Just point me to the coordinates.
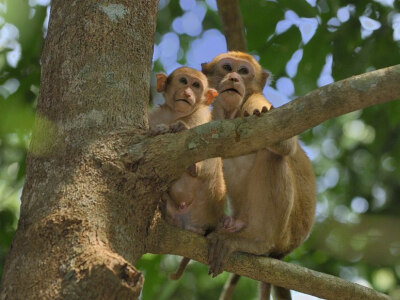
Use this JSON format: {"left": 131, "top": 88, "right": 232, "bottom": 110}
{"left": 229, "top": 76, "right": 239, "bottom": 82}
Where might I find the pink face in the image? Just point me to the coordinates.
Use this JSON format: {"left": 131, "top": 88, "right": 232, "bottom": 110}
{"left": 213, "top": 57, "right": 256, "bottom": 112}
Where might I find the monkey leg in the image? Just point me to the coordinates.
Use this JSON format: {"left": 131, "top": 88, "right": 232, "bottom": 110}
{"left": 219, "top": 273, "right": 241, "bottom": 300}
{"left": 169, "top": 257, "right": 191, "bottom": 280}
{"left": 259, "top": 282, "right": 271, "bottom": 300}
{"left": 267, "top": 137, "right": 297, "bottom": 157}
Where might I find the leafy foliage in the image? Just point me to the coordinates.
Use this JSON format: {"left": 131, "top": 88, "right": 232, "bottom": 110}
{"left": 1, "top": 0, "right": 399, "bottom": 298}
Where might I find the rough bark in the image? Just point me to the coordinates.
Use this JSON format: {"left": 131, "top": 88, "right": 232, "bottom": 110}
{"left": 0, "top": 0, "right": 158, "bottom": 299}
{"left": 124, "top": 64, "right": 400, "bottom": 179}
{"left": 217, "top": 0, "right": 247, "bottom": 51}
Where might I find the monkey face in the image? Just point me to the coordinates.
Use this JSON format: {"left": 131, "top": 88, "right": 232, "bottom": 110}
{"left": 214, "top": 57, "right": 255, "bottom": 111}
{"left": 162, "top": 68, "right": 209, "bottom": 117}
{"left": 202, "top": 52, "right": 270, "bottom": 114}
{"left": 170, "top": 75, "right": 203, "bottom": 116}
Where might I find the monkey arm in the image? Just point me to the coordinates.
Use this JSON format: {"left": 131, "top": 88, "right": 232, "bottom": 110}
{"left": 148, "top": 105, "right": 173, "bottom": 127}
{"left": 242, "top": 94, "right": 299, "bottom": 157}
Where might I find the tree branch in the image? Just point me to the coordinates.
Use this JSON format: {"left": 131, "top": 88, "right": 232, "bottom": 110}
{"left": 125, "top": 64, "right": 400, "bottom": 180}
{"left": 217, "top": 0, "right": 247, "bottom": 51}
{"left": 148, "top": 219, "right": 389, "bottom": 300}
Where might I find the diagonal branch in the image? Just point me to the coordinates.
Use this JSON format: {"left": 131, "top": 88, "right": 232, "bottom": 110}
{"left": 217, "top": 0, "right": 247, "bottom": 51}
{"left": 148, "top": 219, "right": 389, "bottom": 300}
{"left": 125, "top": 64, "right": 400, "bottom": 180}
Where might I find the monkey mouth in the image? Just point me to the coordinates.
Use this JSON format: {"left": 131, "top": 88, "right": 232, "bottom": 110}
{"left": 176, "top": 99, "right": 192, "bottom": 105}
{"left": 221, "top": 88, "right": 241, "bottom": 96}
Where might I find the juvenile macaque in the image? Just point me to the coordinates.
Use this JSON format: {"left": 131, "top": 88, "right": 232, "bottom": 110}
{"left": 148, "top": 67, "right": 226, "bottom": 279}
{"left": 202, "top": 52, "right": 316, "bottom": 300}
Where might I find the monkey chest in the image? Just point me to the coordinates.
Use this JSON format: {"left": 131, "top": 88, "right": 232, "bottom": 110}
{"left": 223, "top": 154, "right": 256, "bottom": 192}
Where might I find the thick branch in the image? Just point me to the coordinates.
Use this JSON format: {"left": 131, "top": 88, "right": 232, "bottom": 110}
{"left": 148, "top": 219, "right": 389, "bottom": 300}
{"left": 125, "top": 64, "right": 400, "bottom": 179}
{"left": 217, "top": 0, "right": 247, "bottom": 51}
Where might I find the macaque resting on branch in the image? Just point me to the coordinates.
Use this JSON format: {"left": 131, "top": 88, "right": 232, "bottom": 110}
{"left": 202, "top": 52, "right": 316, "bottom": 300}
{"left": 148, "top": 67, "right": 227, "bottom": 279}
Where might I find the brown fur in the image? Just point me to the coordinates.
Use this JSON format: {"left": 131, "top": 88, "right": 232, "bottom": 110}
{"left": 148, "top": 67, "right": 226, "bottom": 279}
{"left": 202, "top": 52, "right": 316, "bottom": 300}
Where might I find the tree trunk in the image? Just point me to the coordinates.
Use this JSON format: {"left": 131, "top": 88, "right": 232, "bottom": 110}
{"left": 0, "top": 1, "right": 158, "bottom": 298}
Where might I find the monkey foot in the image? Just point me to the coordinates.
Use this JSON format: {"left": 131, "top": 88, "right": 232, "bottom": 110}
{"left": 207, "top": 232, "right": 237, "bottom": 277}
{"left": 221, "top": 216, "right": 246, "bottom": 233}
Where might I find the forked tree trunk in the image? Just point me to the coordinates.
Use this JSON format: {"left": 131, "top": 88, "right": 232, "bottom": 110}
{"left": 0, "top": 1, "right": 159, "bottom": 298}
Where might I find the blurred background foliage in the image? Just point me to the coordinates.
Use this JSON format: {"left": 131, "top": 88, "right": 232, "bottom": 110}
{"left": 0, "top": 0, "right": 399, "bottom": 299}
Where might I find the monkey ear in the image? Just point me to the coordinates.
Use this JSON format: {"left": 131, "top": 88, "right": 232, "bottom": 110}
{"left": 205, "top": 89, "right": 218, "bottom": 105}
{"left": 201, "top": 62, "right": 210, "bottom": 75}
{"left": 260, "top": 70, "right": 270, "bottom": 89}
{"left": 156, "top": 73, "right": 168, "bottom": 92}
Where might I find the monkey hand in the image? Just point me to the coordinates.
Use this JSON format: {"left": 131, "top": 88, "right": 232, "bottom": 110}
{"left": 244, "top": 106, "right": 269, "bottom": 117}
{"left": 186, "top": 163, "right": 198, "bottom": 177}
{"left": 207, "top": 231, "right": 239, "bottom": 277}
{"left": 221, "top": 216, "right": 246, "bottom": 233}
{"left": 170, "top": 120, "right": 189, "bottom": 133}
{"left": 148, "top": 124, "right": 170, "bottom": 136}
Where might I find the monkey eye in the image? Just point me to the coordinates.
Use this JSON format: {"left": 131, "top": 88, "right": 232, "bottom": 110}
{"left": 222, "top": 64, "right": 232, "bottom": 72}
{"left": 238, "top": 67, "right": 249, "bottom": 75}
{"left": 179, "top": 77, "right": 188, "bottom": 84}
{"left": 192, "top": 81, "right": 200, "bottom": 88}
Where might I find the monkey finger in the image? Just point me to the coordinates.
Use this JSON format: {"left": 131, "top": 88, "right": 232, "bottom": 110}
{"left": 226, "top": 225, "right": 237, "bottom": 233}
{"left": 222, "top": 216, "right": 232, "bottom": 228}
{"left": 209, "top": 237, "right": 222, "bottom": 272}
{"left": 212, "top": 246, "right": 229, "bottom": 277}
{"left": 253, "top": 109, "right": 261, "bottom": 116}
{"left": 186, "top": 164, "right": 198, "bottom": 177}
{"left": 244, "top": 111, "right": 250, "bottom": 117}
{"left": 170, "top": 121, "right": 188, "bottom": 133}
{"left": 207, "top": 235, "right": 218, "bottom": 264}
{"left": 211, "top": 258, "right": 223, "bottom": 276}
{"left": 261, "top": 106, "right": 268, "bottom": 113}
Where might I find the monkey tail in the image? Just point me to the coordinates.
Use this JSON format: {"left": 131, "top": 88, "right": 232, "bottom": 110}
{"left": 219, "top": 273, "right": 241, "bottom": 300}
{"left": 272, "top": 285, "right": 292, "bottom": 300}
{"left": 259, "top": 282, "right": 271, "bottom": 300}
{"left": 259, "top": 282, "right": 292, "bottom": 300}
{"left": 169, "top": 257, "right": 191, "bottom": 280}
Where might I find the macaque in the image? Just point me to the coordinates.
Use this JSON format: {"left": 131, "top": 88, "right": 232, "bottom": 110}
{"left": 202, "top": 52, "right": 316, "bottom": 300}
{"left": 148, "top": 67, "right": 226, "bottom": 279}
